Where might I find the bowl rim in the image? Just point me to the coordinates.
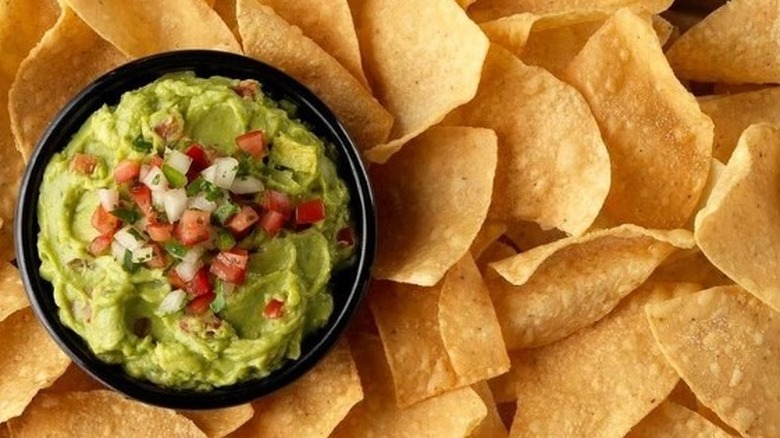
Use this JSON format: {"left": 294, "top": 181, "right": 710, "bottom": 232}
{"left": 14, "top": 49, "right": 376, "bottom": 410}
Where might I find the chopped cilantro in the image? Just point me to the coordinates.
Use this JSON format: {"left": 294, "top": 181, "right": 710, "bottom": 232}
{"left": 163, "top": 241, "right": 187, "bottom": 259}
{"left": 111, "top": 208, "right": 141, "bottom": 224}
{"left": 122, "top": 250, "right": 139, "bottom": 273}
{"left": 132, "top": 136, "right": 153, "bottom": 153}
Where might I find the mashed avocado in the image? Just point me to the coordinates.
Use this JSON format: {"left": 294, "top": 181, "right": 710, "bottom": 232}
{"left": 37, "top": 73, "right": 356, "bottom": 390}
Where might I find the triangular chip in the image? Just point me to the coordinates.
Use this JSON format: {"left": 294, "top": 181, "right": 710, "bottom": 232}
{"left": 564, "top": 8, "right": 713, "bottom": 229}
{"left": 443, "top": 44, "right": 610, "bottom": 235}
{"left": 45, "top": 363, "right": 104, "bottom": 393}
{"left": 666, "top": 0, "right": 780, "bottom": 83}
{"left": 180, "top": 405, "right": 254, "bottom": 438}
{"left": 369, "top": 255, "right": 509, "bottom": 407}
{"left": 212, "top": 0, "right": 240, "bottom": 43}
{"left": 487, "top": 225, "right": 694, "bottom": 349}
{"left": 371, "top": 126, "right": 497, "bottom": 286}
{"left": 626, "top": 401, "right": 732, "bottom": 438}
{"left": 695, "top": 123, "right": 780, "bottom": 312}
{"left": 236, "top": 0, "right": 392, "bottom": 151}
{"left": 0, "top": 263, "right": 29, "bottom": 323}
{"left": 469, "top": 0, "right": 673, "bottom": 22}
{"left": 471, "top": 381, "right": 508, "bottom": 438}
{"left": 646, "top": 286, "right": 780, "bottom": 436}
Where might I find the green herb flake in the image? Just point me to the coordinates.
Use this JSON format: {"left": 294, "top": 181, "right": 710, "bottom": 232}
{"left": 164, "top": 241, "right": 187, "bottom": 259}
{"left": 122, "top": 250, "right": 139, "bottom": 273}
{"left": 214, "top": 202, "right": 239, "bottom": 225}
{"left": 132, "top": 136, "right": 153, "bottom": 153}
{"left": 111, "top": 208, "right": 141, "bottom": 224}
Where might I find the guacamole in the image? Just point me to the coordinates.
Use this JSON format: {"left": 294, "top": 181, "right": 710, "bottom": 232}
{"left": 37, "top": 73, "right": 357, "bottom": 390}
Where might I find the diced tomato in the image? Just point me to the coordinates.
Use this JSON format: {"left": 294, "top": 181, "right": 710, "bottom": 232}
{"left": 186, "top": 292, "right": 215, "bottom": 315}
{"left": 150, "top": 155, "right": 164, "bottom": 169}
{"left": 186, "top": 266, "right": 213, "bottom": 297}
{"left": 210, "top": 249, "right": 248, "bottom": 284}
{"left": 185, "top": 144, "right": 210, "bottom": 180}
{"left": 147, "top": 222, "right": 173, "bottom": 242}
{"left": 88, "top": 234, "right": 113, "bottom": 256}
{"left": 175, "top": 209, "right": 212, "bottom": 245}
{"left": 295, "top": 199, "right": 325, "bottom": 225}
{"left": 232, "top": 80, "right": 259, "bottom": 99}
{"left": 337, "top": 227, "right": 356, "bottom": 247}
{"left": 235, "top": 130, "right": 266, "bottom": 159}
{"left": 70, "top": 153, "right": 98, "bottom": 175}
{"left": 259, "top": 210, "right": 285, "bottom": 237}
{"left": 168, "top": 270, "right": 187, "bottom": 290}
{"left": 261, "top": 190, "right": 292, "bottom": 216}
{"left": 129, "top": 184, "right": 152, "bottom": 214}
{"left": 226, "top": 206, "right": 259, "bottom": 235}
{"left": 264, "top": 299, "right": 284, "bottom": 319}
{"left": 145, "top": 244, "right": 168, "bottom": 269}
{"left": 153, "top": 117, "right": 181, "bottom": 142}
{"left": 115, "top": 159, "right": 141, "bottom": 184}
{"left": 91, "top": 206, "right": 120, "bottom": 235}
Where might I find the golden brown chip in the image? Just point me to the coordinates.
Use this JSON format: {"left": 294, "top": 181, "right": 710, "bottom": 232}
{"left": 232, "top": 339, "right": 362, "bottom": 438}
{"left": 331, "top": 334, "right": 487, "bottom": 437}
{"left": 564, "top": 8, "right": 713, "bottom": 229}
{"left": 626, "top": 401, "right": 732, "bottom": 438}
{"left": 0, "top": 308, "right": 70, "bottom": 423}
{"left": 0, "top": 263, "right": 29, "bottom": 323}
{"left": 212, "top": 0, "right": 240, "bottom": 44}
{"left": 651, "top": 14, "right": 674, "bottom": 47}
{"left": 505, "top": 282, "right": 694, "bottom": 438}
{"left": 694, "top": 123, "right": 780, "bottom": 312}
{"left": 236, "top": 0, "right": 392, "bottom": 151}
{"left": 255, "top": 0, "right": 368, "bottom": 88}
{"left": 479, "top": 13, "right": 536, "bottom": 56}
{"left": 45, "top": 363, "right": 103, "bottom": 393}
{"left": 666, "top": 0, "right": 780, "bottom": 83}
{"left": 471, "top": 381, "right": 508, "bottom": 438}
{"left": 468, "top": 0, "right": 673, "bottom": 22}
{"left": 470, "top": 220, "right": 507, "bottom": 259}
{"left": 9, "top": 7, "right": 130, "bottom": 161}
{"left": 476, "top": 241, "right": 517, "bottom": 275}
{"left": 487, "top": 225, "right": 694, "bottom": 349}
{"left": 354, "top": 0, "right": 489, "bottom": 163}
{"left": 710, "top": 83, "right": 768, "bottom": 95}
{"left": 502, "top": 220, "right": 566, "bottom": 253}
{"left": 443, "top": 45, "right": 610, "bottom": 235}
{"left": 64, "top": 0, "right": 240, "bottom": 57}
{"left": 699, "top": 87, "right": 780, "bottom": 162}
{"left": 180, "top": 405, "right": 253, "bottom": 438}
{"left": 370, "top": 255, "right": 509, "bottom": 407}
{"left": 650, "top": 248, "right": 731, "bottom": 289}
{"left": 646, "top": 286, "right": 780, "bottom": 436}
{"left": 7, "top": 390, "right": 205, "bottom": 437}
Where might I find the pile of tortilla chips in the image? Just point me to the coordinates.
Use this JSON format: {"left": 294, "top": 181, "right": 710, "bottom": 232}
{"left": 3, "top": 0, "right": 780, "bottom": 436}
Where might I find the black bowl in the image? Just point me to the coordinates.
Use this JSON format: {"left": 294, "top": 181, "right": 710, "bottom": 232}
{"left": 15, "top": 50, "right": 376, "bottom": 410}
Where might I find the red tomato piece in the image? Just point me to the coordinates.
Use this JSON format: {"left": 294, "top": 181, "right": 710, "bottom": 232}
{"left": 129, "top": 184, "right": 152, "bottom": 214}
{"left": 145, "top": 244, "right": 168, "bottom": 269}
{"left": 88, "top": 234, "right": 113, "bottom": 256}
{"left": 186, "top": 292, "right": 215, "bottom": 315}
{"left": 336, "top": 227, "right": 356, "bottom": 247}
{"left": 259, "top": 210, "right": 285, "bottom": 236}
{"left": 115, "top": 159, "right": 141, "bottom": 184}
{"left": 70, "top": 153, "right": 98, "bottom": 175}
{"left": 186, "top": 266, "right": 213, "bottom": 297}
{"left": 175, "top": 209, "right": 212, "bottom": 246}
{"left": 184, "top": 144, "right": 210, "bottom": 180}
{"left": 91, "top": 206, "right": 120, "bottom": 235}
{"left": 168, "top": 270, "right": 187, "bottom": 290}
{"left": 210, "top": 249, "right": 249, "bottom": 284}
{"left": 147, "top": 222, "right": 173, "bottom": 242}
{"left": 295, "top": 199, "right": 325, "bottom": 225}
{"left": 226, "top": 206, "right": 259, "bottom": 235}
{"left": 261, "top": 190, "right": 292, "bottom": 216}
{"left": 150, "top": 155, "right": 164, "bottom": 169}
{"left": 264, "top": 299, "right": 284, "bottom": 319}
{"left": 235, "top": 130, "right": 266, "bottom": 159}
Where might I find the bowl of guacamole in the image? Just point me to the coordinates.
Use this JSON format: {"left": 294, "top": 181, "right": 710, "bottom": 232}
{"left": 15, "top": 51, "right": 376, "bottom": 409}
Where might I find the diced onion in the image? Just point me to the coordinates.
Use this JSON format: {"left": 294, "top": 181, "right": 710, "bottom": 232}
{"left": 187, "top": 193, "right": 217, "bottom": 213}
{"left": 151, "top": 190, "right": 166, "bottom": 210}
{"left": 97, "top": 188, "right": 119, "bottom": 212}
{"left": 175, "top": 260, "right": 202, "bottom": 282}
{"left": 163, "top": 188, "right": 188, "bottom": 222}
{"left": 111, "top": 240, "right": 127, "bottom": 262}
{"left": 165, "top": 149, "right": 193, "bottom": 175}
{"left": 202, "top": 157, "right": 238, "bottom": 189}
{"left": 158, "top": 289, "right": 187, "bottom": 315}
{"left": 181, "top": 246, "right": 205, "bottom": 265}
{"left": 115, "top": 226, "right": 145, "bottom": 251}
{"left": 201, "top": 165, "right": 218, "bottom": 184}
{"left": 229, "top": 176, "right": 264, "bottom": 194}
{"left": 139, "top": 164, "right": 150, "bottom": 182}
{"left": 142, "top": 166, "right": 169, "bottom": 192}
{"left": 131, "top": 246, "right": 154, "bottom": 263}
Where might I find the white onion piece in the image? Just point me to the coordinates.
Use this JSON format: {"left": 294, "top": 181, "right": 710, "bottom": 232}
{"left": 182, "top": 246, "right": 205, "bottom": 265}
{"left": 175, "top": 260, "right": 202, "bottom": 282}
{"left": 131, "top": 246, "right": 154, "bottom": 263}
{"left": 151, "top": 190, "right": 166, "bottom": 210}
{"left": 97, "top": 188, "right": 119, "bottom": 212}
{"left": 229, "top": 176, "right": 264, "bottom": 194}
{"left": 163, "top": 188, "right": 187, "bottom": 222}
{"left": 111, "top": 240, "right": 127, "bottom": 262}
{"left": 139, "top": 164, "right": 150, "bottom": 182}
{"left": 142, "top": 166, "right": 169, "bottom": 192}
{"left": 158, "top": 289, "right": 187, "bottom": 315}
{"left": 187, "top": 193, "right": 217, "bottom": 213}
{"left": 115, "top": 226, "right": 144, "bottom": 251}
{"left": 166, "top": 149, "right": 193, "bottom": 175}
{"left": 201, "top": 165, "right": 218, "bottom": 185}
{"left": 202, "top": 157, "right": 239, "bottom": 189}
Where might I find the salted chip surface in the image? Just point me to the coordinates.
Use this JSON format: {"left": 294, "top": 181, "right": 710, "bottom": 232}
{"left": 232, "top": 339, "right": 362, "bottom": 438}
{"left": 470, "top": 220, "right": 507, "bottom": 259}
{"left": 45, "top": 363, "right": 104, "bottom": 393}
{"left": 371, "top": 126, "right": 497, "bottom": 286}
{"left": 180, "top": 405, "right": 254, "bottom": 438}
{"left": 646, "top": 286, "right": 780, "bottom": 436}
{"left": 471, "top": 381, "right": 508, "bottom": 438}
{"left": 370, "top": 254, "right": 509, "bottom": 407}
{"left": 0, "top": 307, "right": 70, "bottom": 423}
{"left": 356, "top": 0, "right": 488, "bottom": 162}
{"left": 443, "top": 45, "right": 610, "bottom": 235}
{"left": 237, "top": 0, "right": 392, "bottom": 151}
{"left": 469, "top": 0, "right": 672, "bottom": 22}
{"left": 695, "top": 123, "right": 780, "bottom": 312}
{"left": 331, "top": 334, "right": 487, "bottom": 438}
{"left": 0, "top": 263, "right": 29, "bottom": 322}
{"left": 666, "top": 0, "right": 780, "bottom": 83}
{"left": 487, "top": 225, "right": 694, "bottom": 349}
{"left": 7, "top": 390, "right": 205, "bottom": 437}
{"left": 650, "top": 249, "right": 731, "bottom": 289}
{"left": 626, "top": 401, "right": 732, "bottom": 438}
{"left": 506, "top": 282, "right": 692, "bottom": 438}
{"left": 699, "top": 87, "right": 780, "bottom": 162}
{"left": 565, "top": 8, "right": 712, "bottom": 229}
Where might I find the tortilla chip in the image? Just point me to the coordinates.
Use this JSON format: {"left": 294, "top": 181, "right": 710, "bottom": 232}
{"left": 180, "top": 405, "right": 253, "bottom": 438}
{"left": 476, "top": 241, "right": 517, "bottom": 274}
{"left": 479, "top": 13, "right": 536, "bottom": 57}
{"left": 355, "top": 0, "right": 489, "bottom": 163}
{"left": 7, "top": 390, "right": 205, "bottom": 437}
{"left": 564, "top": 9, "right": 713, "bottom": 229}
{"left": 487, "top": 225, "right": 694, "bottom": 349}
{"left": 370, "top": 255, "right": 509, "bottom": 407}
{"left": 666, "top": 0, "right": 780, "bottom": 83}
{"left": 255, "top": 0, "right": 368, "bottom": 88}
{"left": 0, "top": 263, "right": 29, "bottom": 323}
{"left": 505, "top": 282, "right": 693, "bottom": 438}
{"left": 236, "top": 0, "right": 392, "bottom": 152}
{"left": 710, "top": 83, "right": 768, "bottom": 95}
{"left": 0, "top": 308, "right": 70, "bottom": 423}
{"left": 699, "top": 87, "right": 780, "bottom": 162}
{"left": 64, "top": 0, "right": 239, "bottom": 57}
{"left": 9, "top": 8, "right": 130, "bottom": 161}
{"left": 471, "top": 381, "right": 508, "bottom": 438}
{"left": 45, "top": 363, "right": 103, "bottom": 393}
{"left": 646, "top": 286, "right": 780, "bottom": 436}
{"left": 232, "top": 339, "right": 362, "bottom": 438}
{"left": 694, "top": 123, "right": 780, "bottom": 312}
{"left": 652, "top": 14, "right": 674, "bottom": 47}
{"left": 626, "top": 401, "right": 732, "bottom": 438}
{"left": 212, "top": 0, "right": 241, "bottom": 44}
{"left": 503, "top": 221, "right": 566, "bottom": 252}
{"left": 470, "top": 220, "right": 507, "bottom": 259}
{"left": 331, "top": 334, "right": 487, "bottom": 438}
{"left": 443, "top": 45, "right": 610, "bottom": 235}
{"left": 650, "top": 248, "right": 732, "bottom": 288}
{"left": 468, "top": 0, "right": 673, "bottom": 22}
